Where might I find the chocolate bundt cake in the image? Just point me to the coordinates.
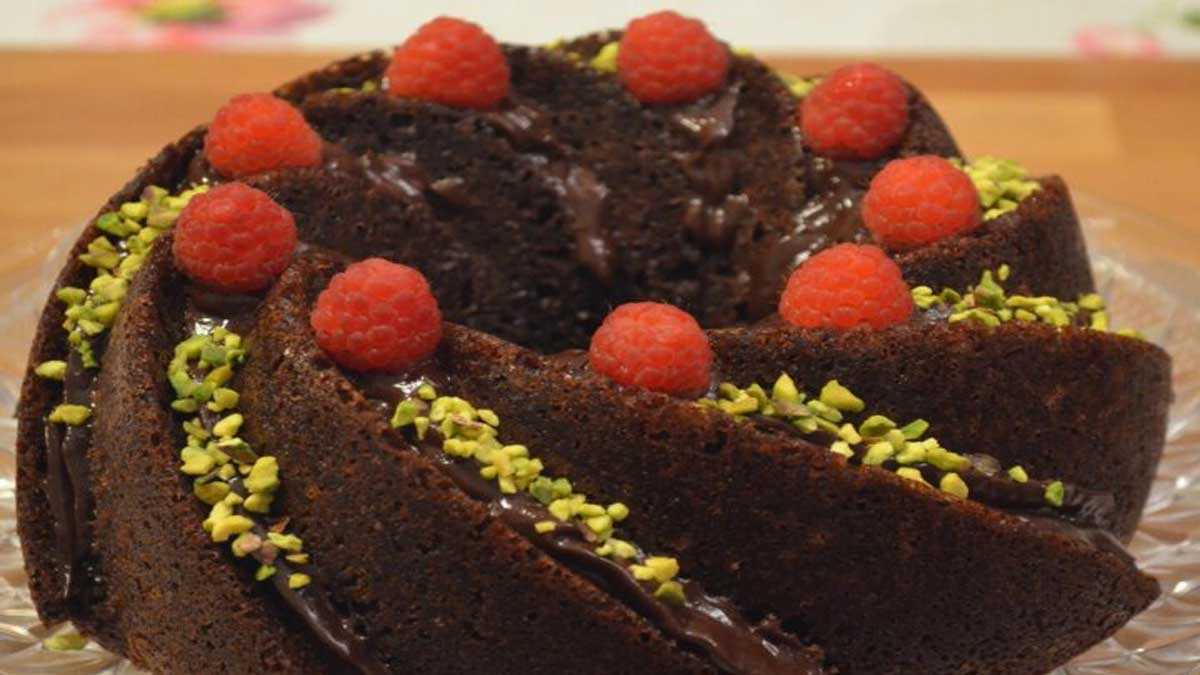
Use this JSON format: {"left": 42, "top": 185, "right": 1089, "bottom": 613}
{"left": 16, "top": 11, "right": 1171, "bottom": 675}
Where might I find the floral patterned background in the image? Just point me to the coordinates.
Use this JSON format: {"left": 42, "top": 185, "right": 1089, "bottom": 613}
{"left": 1, "top": 0, "right": 1199, "bottom": 56}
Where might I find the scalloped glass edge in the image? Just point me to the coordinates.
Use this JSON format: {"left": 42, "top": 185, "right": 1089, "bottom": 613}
{"left": 0, "top": 197, "right": 1196, "bottom": 674}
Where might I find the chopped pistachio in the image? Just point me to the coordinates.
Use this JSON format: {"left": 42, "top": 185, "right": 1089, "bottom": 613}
{"left": 590, "top": 41, "right": 619, "bottom": 73}
{"left": 1044, "top": 480, "right": 1065, "bottom": 507}
{"left": 231, "top": 532, "right": 261, "bottom": 558}
{"left": 1007, "top": 466, "right": 1029, "bottom": 483}
{"left": 829, "top": 441, "right": 854, "bottom": 459}
{"left": 896, "top": 467, "right": 928, "bottom": 485}
{"left": 48, "top": 404, "right": 91, "bottom": 426}
{"left": 899, "top": 419, "right": 929, "bottom": 440}
{"left": 43, "top": 632, "right": 88, "bottom": 651}
{"left": 607, "top": 502, "right": 630, "bottom": 522}
{"left": 939, "top": 472, "right": 969, "bottom": 499}
{"left": 391, "top": 399, "right": 423, "bottom": 428}
{"left": 288, "top": 573, "right": 312, "bottom": 589}
{"left": 861, "top": 441, "right": 895, "bottom": 466}
{"left": 194, "top": 480, "right": 231, "bottom": 505}
{"left": 212, "top": 413, "right": 244, "bottom": 439}
{"left": 245, "top": 456, "right": 280, "bottom": 494}
{"left": 654, "top": 580, "right": 686, "bottom": 605}
{"left": 211, "top": 515, "right": 255, "bottom": 542}
{"left": 267, "top": 532, "right": 303, "bottom": 552}
{"left": 35, "top": 360, "right": 68, "bottom": 380}
{"left": 819, "top": 380, "right": 865, "bottom": 412}
{"left": 771, "top": 373, "right": 801, "bottom": 402}
{"left": 243, "top": 492, "right": 274, "bottom": 514}
{"left": 535, "top": 520, "right": 557, "bottom": 534}
{"left": 255, "top": 565, "right": 277, "bottom": 581}
{"left": 858, "top": 415, "right": 896, "bottom": 438}
{"left": 644, "top": 557, "right": 680, "bottom": 583}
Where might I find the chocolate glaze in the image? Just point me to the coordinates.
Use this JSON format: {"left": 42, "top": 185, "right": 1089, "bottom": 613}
{"left": 323, "top": 143, "right": 430, "bottom": 204}
{"left": 542, "top": 164, "right": 616, "bottom": 283}
{"left": 354, "top": 371, "right": 826, "bottom": 675}
{"left": 671, "top": 84, "right": 741, "bottom": 147}
{"left": 43, "top": 348, "right": 98, "bottom": 612}
{"left": 183, "top": 309, "right": 388, "bottom": 675}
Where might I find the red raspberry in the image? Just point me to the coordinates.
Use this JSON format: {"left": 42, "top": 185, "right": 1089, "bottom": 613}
{"left": 172, "top": 183, "right": 297, "bottom": 293}
{"left": 862, "top": 156, "right": 981, "bottom": 249}
{"left": 779, "top": 244, "right": 913, "bottom": 330}
{"left": 203, "top": 93, "right": 322, "bottom": 179}
{"left": 310, "top": 258, "right": 443, "bottom": 372}
{"left": 588, "top": 302, "right": 712, "bottom": 397}
{"left": 800, "top": 63, "right": 909, "bottom": 160}
{"left": 617, "top": 10, "right": 730, "bottom": 104}
{"left": 386, "top": 16, "right": 510, "bottom": 110}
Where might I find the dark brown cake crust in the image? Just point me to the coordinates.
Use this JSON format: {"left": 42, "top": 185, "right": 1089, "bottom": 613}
{"left": 418, "top": 322, "right": 1160, "bottom": 675}
{"left": 707, "top": 320, "right": 1172, "bottom": 541}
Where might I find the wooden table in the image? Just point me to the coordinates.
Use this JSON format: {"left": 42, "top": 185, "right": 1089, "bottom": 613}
{"left": 1, "top": 51, "right": 1198, "bottom": 278}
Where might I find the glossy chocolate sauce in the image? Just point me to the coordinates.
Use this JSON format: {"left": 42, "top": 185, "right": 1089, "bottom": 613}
{"left": 353, "top": 371, "right": 826, "bottom": 675}
{"left": 43, "top": 348, "right": 98, "bottom": 611}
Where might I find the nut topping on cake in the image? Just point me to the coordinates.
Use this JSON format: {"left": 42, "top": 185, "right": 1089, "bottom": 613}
{"left": 310, "top": 258, "right": 443, "bottom": 372}
{"left": 779, "top": 243, "right": 914, "bottom": 329}
{"left": 386, "top": 16, "right": 510, "bottom": 110}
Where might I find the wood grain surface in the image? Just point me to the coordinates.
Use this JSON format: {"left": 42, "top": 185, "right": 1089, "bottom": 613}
{"left": 0, "top": 50, "right": 1196, "bottom": 278}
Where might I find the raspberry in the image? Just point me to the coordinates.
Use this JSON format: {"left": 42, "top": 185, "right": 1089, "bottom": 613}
{"left": 172, "top": 183, "right": 297, "bottom": 292}
{"left": 862, "top": 156, "right": 981, "bottom": 250}
{"left": 203, "top": 93, "right": 322, "bottom": 179}
{"left": 310, "top": 258, "right": 443, "bottom": 372}
{"left": 386, "top": 16, "right": 510, "bottom": 110}
{"left": 800, "top": 63, "right": 909, "bottom": 160}
{"left": 778, "top": 244, "right": 913, "bottom": 330}
{"left": 617, "top": 10, "right": 729, "bottom": 104}
{"left": 588, "top": 302, "right": 712, "bottom": 396}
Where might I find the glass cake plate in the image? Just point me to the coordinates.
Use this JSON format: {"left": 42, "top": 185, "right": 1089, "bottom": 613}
{"left": 0, "top": 197, "right": 1197, "bottom": 675}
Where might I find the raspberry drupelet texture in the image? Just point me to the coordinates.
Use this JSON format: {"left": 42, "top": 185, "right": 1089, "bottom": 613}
{"left": 386, "top": 16, "right": 510, "bottom": 110}
{"left": 800, "top": 62, "right": 909, "bottom": 160}
{"left": 172, "top": 183, "right": 298, "bottom": 293}
{"left": 617, "top": 10, "right": 730, "bottom": 105}
{"left": 862, "top": 155, "right": 982, "bottom": 249}
{"left": 310, "top": 258, "right": 443, "bottom": 372}
{"left": 588, "top": 302, "right": 713, "bottom": 397}
{"left": 203, "top": 93, "right": 323, "bottom": 179}
{"left": 779, "top": 243, "right": 914, "bottom": 330}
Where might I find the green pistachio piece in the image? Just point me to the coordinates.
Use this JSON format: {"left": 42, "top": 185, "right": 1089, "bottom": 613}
{"left": 899, "top": 419, "right": 929, "bottom": 440}
{"left": 56, "top": 286, "right": 87, "bottom": 306}
{"left": 590, "top": 41, "right": 619, "bottom": 73}
{"left": 267, "top": 532, "right": 303, "bottom": 552}
{"left": 231, "top": 532, "right": 261, "bottom": 558}
{"left": 211, "top": 515, "right": 255, "bottom": 542}
{"left": 43, "top": 632, "right": 88, "bottom": 651}
{"left": 255, "top": 565, "right": 277, "bottom": 581}
{"left": 1089, "top": 310, "right": 1109, "bottom": 331}
{"left": 48, "top": 404, "right": 91, "bottom": 426}
{"left": 243, "top": 492, "right": 274, "bottom": 514}
{"left": 895, "top": 467, "right": 928, "bottom": 485}
{"left": 819, "top": 380, "right": 865, "bottom": 412}
{"left": 286, "top": 553, "right": 310, "bottom": 564}
{"left": 939, "top": 472, "right": 969, "bottom": 499}
{"left": 1078, "top": 293, "right": 1105, "bottom": 311}
{"left": 194, "top": 480, "right": 231, "bottom": 505}
{"left": 829, "top": 441, "right": 854, "bottom": 458}
{"left": 35, "top": 360, "right": 67, "bottom": 380}
{"left": 1044, "top": 480, "right": 1065, "bottom": 507}
{"left": 212, "top": 413, "right": 244, "bottom": 439}
{"left": 171, "top": 398, "right": 199, "bottom": 413}
{"left": 1007, "top": 466, "right": 1029, "bottom": 483}
{"left": 244, "top": 456, "right": 280, "bottom": 494}
{"left": 771, "top": 373, "right": 801, "bottom": 403}
{"left": 391, "top": 399, "right": 423, "bottom": 428}
{"left": 862, "top": 441, "right": 895, "bottom": 466}
{"left": 858, "top": 415, "right": 895, "bottom": 438}
{"left": 895, "top": 442, "right": 927, "bottom": 465}
{"left": 586, "top": 514, "right": 613, "bottom": 537}
{"left": 535, "top": 521, "right": 557, "bottom": 534}
{"left": 924, "top": 444, "right": 971, "bottom": 472}
{"left": 644, "top": 556, "right": 680, "bottom": 582}
{"left": 607, "top": 502, "right": 630, "bottom": 522}
{"left": 654, "top": 580, "right": 686, "bottom": 605}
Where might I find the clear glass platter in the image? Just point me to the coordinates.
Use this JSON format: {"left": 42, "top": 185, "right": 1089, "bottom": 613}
{"left": 0, "top": 198, "right": 1196, "bottom": 674}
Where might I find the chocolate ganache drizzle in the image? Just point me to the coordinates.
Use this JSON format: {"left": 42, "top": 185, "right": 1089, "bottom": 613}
{"left": 353, "top": 371, "right": 826, "bottom": 675}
